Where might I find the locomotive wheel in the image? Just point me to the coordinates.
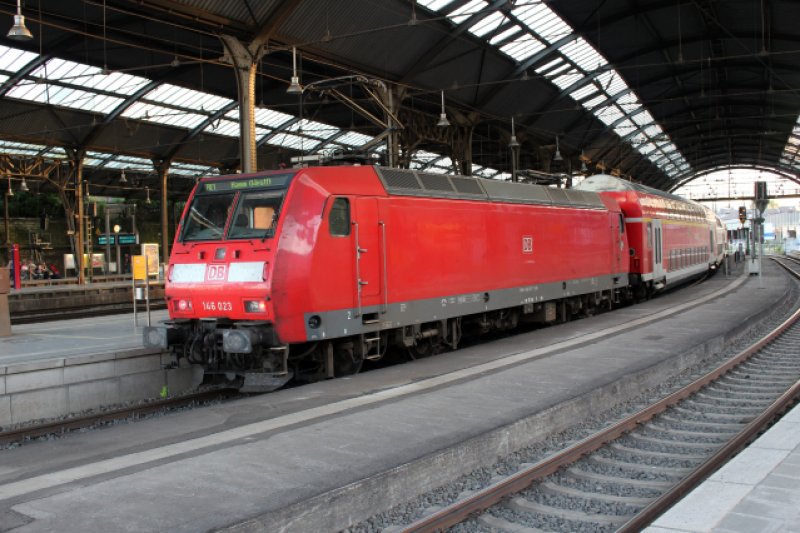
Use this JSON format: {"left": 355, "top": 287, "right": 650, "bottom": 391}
{"left": 334, "top": 343, "right": 364, "bottom": 376}
{"left": 407, "top": 338, "right": 437, "bottom": 360}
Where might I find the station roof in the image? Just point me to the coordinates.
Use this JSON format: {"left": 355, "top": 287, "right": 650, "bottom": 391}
{"left": 0, "top": 0, "right": 798, "bottom": 200}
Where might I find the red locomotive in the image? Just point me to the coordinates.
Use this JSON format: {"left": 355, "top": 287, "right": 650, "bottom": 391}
{"left": 144, "top": 166, "right": 724, "bottom": 391}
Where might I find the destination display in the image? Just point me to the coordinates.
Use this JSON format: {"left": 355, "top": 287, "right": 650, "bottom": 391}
{"left": 201, "top": 173, "right": 294, "bottom": 193}
{"left": 98, "top": 234, "right": 138, "bottom": 245}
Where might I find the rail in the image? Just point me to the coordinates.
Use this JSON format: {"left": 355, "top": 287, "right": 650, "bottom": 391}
{"left": 400, "top": 259, "right": 800, "bottom": 532}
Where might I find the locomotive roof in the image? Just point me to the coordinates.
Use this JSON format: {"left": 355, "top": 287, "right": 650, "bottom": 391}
{"left": 576, "top": 174, "right": 705, "bottom": 209}
{"left": 376, "top": 167, "right": 605, "bottom": 210}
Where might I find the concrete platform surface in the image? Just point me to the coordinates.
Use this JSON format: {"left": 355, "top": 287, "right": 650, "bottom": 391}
{"left": 0, "top": 310, "right": 168, "bottom": 367}
{"left": 0, "top": 264, "right": 792, "bottom": 533}
{"left": 646, "top": 403, "right": 800, "bottom": 533}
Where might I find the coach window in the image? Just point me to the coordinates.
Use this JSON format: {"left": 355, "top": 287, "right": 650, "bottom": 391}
{"left": 329, "top": 198, "right": 351, "bottom": 237}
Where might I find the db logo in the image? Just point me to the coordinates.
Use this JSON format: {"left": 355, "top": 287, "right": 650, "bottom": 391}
{"left": 522, "top": 236, "right": 533, "bottom": 254}
{"left": 206, "top": 264, "right": 227, "bottom": 281}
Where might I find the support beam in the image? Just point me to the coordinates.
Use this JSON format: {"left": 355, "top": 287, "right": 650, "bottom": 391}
{"left": 219, "top": 36, "right": 266, "bottom": 173}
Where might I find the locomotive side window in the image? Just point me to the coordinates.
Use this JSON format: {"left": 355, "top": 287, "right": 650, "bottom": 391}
{"left": 329, "top": 198, "right": 351, "bottom": 237}
{"left": 181, "top": 193, "right": 235, "bottom": 241}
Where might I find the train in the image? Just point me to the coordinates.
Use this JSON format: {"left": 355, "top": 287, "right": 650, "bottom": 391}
{"left": 143, "top": 166, "right": 726, "bottom": 392}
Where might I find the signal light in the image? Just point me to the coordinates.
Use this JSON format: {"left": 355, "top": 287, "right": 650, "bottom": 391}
{"left": 738, "top": 206, "right": 747, "bottom": 224}
{"left": 173, "top": 299, "right": 193, "bottom": 312}
{"left": 244, "top": 300, "right": 267, "bottom": 313}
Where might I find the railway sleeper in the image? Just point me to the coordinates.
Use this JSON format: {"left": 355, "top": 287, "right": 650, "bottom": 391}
{"left": 508, "top": 496, "right": 631, "bottom": 526}
{"left": 538, "top": 480, "right": 654, "bottom": 507}
{"left": 565, "top": 467, "right": 675, "bottom": 491}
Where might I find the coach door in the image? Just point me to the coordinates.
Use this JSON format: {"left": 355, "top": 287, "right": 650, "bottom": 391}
{"left": 652, "top": 219, "right": 665, "bottom": 279}
{"left": 353, "top": 198, "right": 385, "bottom": 321}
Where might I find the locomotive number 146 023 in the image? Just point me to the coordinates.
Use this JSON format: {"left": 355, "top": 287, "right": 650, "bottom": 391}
{"left": 201, "top": 301, "right": 233, "bottom": 312}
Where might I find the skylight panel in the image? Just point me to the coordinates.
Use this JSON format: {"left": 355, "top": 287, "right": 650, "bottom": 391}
{"left": 469, "top": 11, "right": 506, "bottom": 37}
{"left": 631, "top": 110, "right": 655, "bottom": 126}
{"left": 30, "top": 58, "right": 149, "bottom": 96}
{"left": 0, "top": 140, "right": 48, "bottom": 157}
{"left": 6, "top": 82, "right": 123, "bottom": 114}
{"left": 595, "top": 104, "right": 626, "bottom": 126}
{"left": 145, "top": 83, "right": 233, "bottom": 113}
{"left": 251, "top": 107, "right": 295, "bottom": 129}
{"left": 582, "top": 94, "right": 607, "bottom": 110}
{"left": 425, "top": 166, "right": 450, "bottom": 174}
{"left": 559, "top": 38, "right": 605, "bottom": 72}
{"left": 536, "top": 57, "right": 563, "bottom": 73}
{"left": 569, "top": 83, "right": 599, "bottom": 101}
{"left": 780, "top": 115, "right": 800, "bottom": 167}
{"left": 287, "top": 119, "right": 340, "bottom": 140}
{"left": 0, "top": 45, "right": 38, "bottom": 73}
{"left": 636, "top": 142, "right": 656, "bottom": 155}
{"left": 543, "top": 61, "right": 571, "bottom": 78}
{"left": 489, "top": 25, "right": 521, "bottom": 45}
{"left": 122, "top": 102, "right": 207, "bottom": 129}
{"left": 551, "top": 72, "right": 583, "bottom": 91}
{"left": 412, "top": 150, "right": 442, "bottom": 164}
{"left": 334, "top": 131, "right": 374, "bottom": 147}
{"left": 264, "top": 132, "right": 316, "bottom": 151}
{"left": 513, "top": 3, "right": 570, "bottom": 43}
{"left": 500, "top": 33, "right": 545, "bottom": 61}
{"left": 447, "top": 0, "right": 487, "bottom": 25}
{"left": 416, "top": 0, "right": 454, "bottom": 11}
{"left": 171, "top": 162, "right": 220, "bottom": 176}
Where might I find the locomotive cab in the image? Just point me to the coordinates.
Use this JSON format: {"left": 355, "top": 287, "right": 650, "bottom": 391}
{"left": 144, "top": 172, "right": 295, "bottom": 392}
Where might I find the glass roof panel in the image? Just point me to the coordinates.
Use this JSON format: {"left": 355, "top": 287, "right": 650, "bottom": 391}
{"left": 569, "top": 83, "right": 598, "bottom": 102}
{"left": 551, "top": 72, "right": 583, "bottom": 91}
{"left": 30, "top": 58, "right": 150, "bottom": 96}
{"left": 781, "top": 115, "right": 800, "bottom": 165}
{"left": 447, "top": 0, "right": 487, "bottom": 25}
{"left": 469, "top": 11, "right": 506, "bottom": 38}
{"left": 263, "top": 132, "right": 318, "bottom": 151}
{"left": 286, "top": 118, "right": 340, "bottom": 140}
{"left": 488, "top": 25, "right": 520, "bottom": 45}
{"left": 0, "top": 45, "right": 38, "bottom": 72}
{"left": 122, "top": 102, "right": 207, "bottom": 129}
{"left": 144, "top": 83, "right": 233, "bottom": 112}
{"left": 171, "top": 162, "right": 220, "bottom": 176}
{"left": 248, "top": 107, "right": 294, "bottom": 129}
{"left": 559, "top": 38, "right": 605, "bottom": 71}
{"left": 333, "top": 131, "right": 374, "bottom": 147}
{"left": 500, "top": 33, "right": 546, "bottom": 61}
{"left": 5, "top": 82, "right": 124, "bottom": 114}
{"left": 513, "top": 3, "right": 571, "bottom": 43}
{"left": 417, "top": 0, "right": 455, "bottom": 11}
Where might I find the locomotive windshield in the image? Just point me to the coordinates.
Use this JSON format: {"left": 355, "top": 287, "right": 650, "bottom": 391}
{"left": 180, "top": 173, "right": 292, "bottom": 242}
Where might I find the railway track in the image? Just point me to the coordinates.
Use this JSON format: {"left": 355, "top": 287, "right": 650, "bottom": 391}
{"left": 0, "top": 388, "right": 236, "bottom": 447}
{"left": 388, "top": 258, "right": 800, "bottom": 533}
{"left": 10, "top": 300, "right": 166, "bottom": 324}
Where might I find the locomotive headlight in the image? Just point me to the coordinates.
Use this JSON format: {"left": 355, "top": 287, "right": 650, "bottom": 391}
{"left": 244, "top": 300, "right": 267, "bottom": 313}
{"left": 173, "top": 299, "right": 193, "bottom": 312}
{"left": 223, "top": 329, "right": 253, "bottom": 353}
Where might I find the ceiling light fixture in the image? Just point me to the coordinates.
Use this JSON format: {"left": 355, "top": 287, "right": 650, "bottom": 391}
{"left": 553, "top": 136, "right": 563, "bottom": 161}
{"left": 145, "top": 186, "right": 151, "bottom": 204}
{"left": 286, "top": 46, "right": 303, "bottom": 94}
{"left": 7, "top": 176, "right": 14, "bottom": 197}
{"left": 509, "top": 117, "right": 520, "bottom": 149}
{"left": 436, "top": 90, "right": 450, "bottom": 127}
{"left": 20, "top": 176, "right": 28, "bottom": 192}
{"left": 119, "top": 168, "right": 128, "bottom": 184}
{"left": 7, "top": 0, "right": 33, "bottom": 41}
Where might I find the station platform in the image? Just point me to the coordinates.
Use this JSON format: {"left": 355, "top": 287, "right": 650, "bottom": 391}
{"left": 5, "top": 279, "right": 164, "bottom": 323}
{"left": 647, "top": 402, "right": 800, "bottom": 532}
{"left": 0, "top": 262, "right": 794, "bottom": 532}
